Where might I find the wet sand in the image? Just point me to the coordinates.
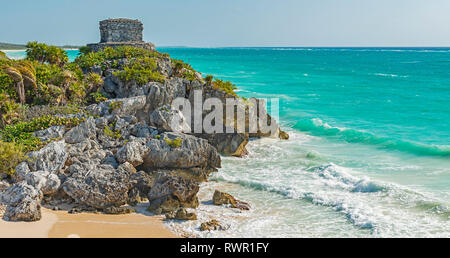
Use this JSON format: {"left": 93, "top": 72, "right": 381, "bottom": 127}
{"left": 0, "top": 208, "right": 178, "bottom": 238}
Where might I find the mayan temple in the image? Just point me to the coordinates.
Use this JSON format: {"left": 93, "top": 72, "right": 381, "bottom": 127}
{"left": 87, "top": 18, "right": 155, "bottom": 52}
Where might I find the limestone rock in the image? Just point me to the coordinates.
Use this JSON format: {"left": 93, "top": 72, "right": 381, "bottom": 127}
{"left": 103, "top": 206, "right": 135, "bottom": 215}
{"left": 13, "top": 162, "right": 30, "bottom": 182}
{"left": 129, "top": 171, "right": 154, "bottom": 199}
{"left": 1, "top": 181, "right": 43, "bottom": 221}
{"left": 200, "top": 219, "right": 225, "bottom": 231}
{"left": 165, "top": 208, "right": 197, "bottom": 220}
{"left": 196, "top": 132, "right": 249, "bottom": 157}
{"left": 213, "top": 190, "right": 251, "bottom": 210}
{"left": 147, "top": 172, "right": 200, "bottom": 213}
{"left": 149, "top": 107, "right": 191, "bottom": 133}
{"left": 131, "top": 123, "right": 158, "bottom": 138}
{"left": 64, "top": 117, "right": 96, "bottom": 144}
{"left": 26, "top": 140, "right": 68, "bottom": 173}
{"left": 145, "top": 78, "right": 187, "bottom": 114}
{"left": 62, "top": 162, "right": 136, "bottom": 209}
{"left": 0, "top": 180, "right": 10, "bottom": 192}
{"left": 32, "top": 125, "right": 65, "bottom": 142}
{"left": 25, "top": 171, "right": 61, "bottom": 196}
{"left": 116, "top": 138, "right": 149, "bottom": 166}
{"left": 141, "top": 132, "right": 221, "bottom": 172}
{"left": 279, "top": 130, "right": 289, "bottom": 140}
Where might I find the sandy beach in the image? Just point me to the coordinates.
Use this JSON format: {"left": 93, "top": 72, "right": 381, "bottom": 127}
{"left": 0, "top": 207, "right": 178, "bottom": 238}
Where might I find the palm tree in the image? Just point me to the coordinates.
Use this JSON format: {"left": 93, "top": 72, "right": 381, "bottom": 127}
{"left": 0, "top": 60, "right": 37, "bottom": 104}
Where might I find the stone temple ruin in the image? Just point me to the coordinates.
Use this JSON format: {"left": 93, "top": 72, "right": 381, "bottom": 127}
{"left": 87, "top": 18, "right": 155, "bottom": 52}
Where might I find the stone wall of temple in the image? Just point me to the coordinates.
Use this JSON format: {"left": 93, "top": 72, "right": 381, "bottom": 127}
{"left": 99, "top": 19, "right": 143, "bottom": 43}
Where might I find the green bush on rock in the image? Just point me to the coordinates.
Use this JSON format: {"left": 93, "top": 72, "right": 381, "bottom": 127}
{"left": 0, "top": 140, "right": 25, "bottom": 176}
{"left": 164, "top": 138, "right": 183, "bottom": 148}
{"left": 1, "top": 115, "right": 84, "bottom": 152}
{"left": 113, "top": 56, "right": 165, "bottom": 85}
{"left": 26, "top": 41, "right": 68, "bottom": 66}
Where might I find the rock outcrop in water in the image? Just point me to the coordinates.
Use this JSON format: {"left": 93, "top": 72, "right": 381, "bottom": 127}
{"left": 213, "top": 190, "right": 251, "bottom": 210}
{"left": 0, "top": 19, "right": 287, "bottom": 222}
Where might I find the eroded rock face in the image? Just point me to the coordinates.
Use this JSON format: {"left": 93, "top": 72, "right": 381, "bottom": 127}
{"left": 62, "top": 162, "right": 136, "bottom": 209}
{"left": 116, "top": 138, "right": 149, "bottom": 167}
{"left": 25, "top": 171, "right": 61, "bottom": 196}
{"left": 33, "top": 125, "right": 65, "bottom": 142}
{"left": 147, "top": 172, "right": 200, "bottom": 213}
{"left": 196, "top": 132, "right": 249, "bottom": 157}
{"left": 64, "top": 117, "right": 97, "bottom": 144}
{"left": 1, "top": 182, "right": 42, "bottom": 222}
{"left": 26, "top": 140, "right": 68, "bottom": 173}
{"left": 13, "top": 162, "right": 30, "bottom": 182}
{"left": 165, "top": 208, "right": 197, "bottom": 220}
{"left": 141, "top": 132, "right": 221, "bottom": 172}
{"left": 149, "top": 107, "right": 191, "bottom": 133}
{"left": 200, "top": 219, "right": 225, "bottom": 231}
{"left": 213, "top": 190, "right": 251, "bottom": 210}
{"left": 145, "top": 78, "right": 187, "bottom": 114}
{"left": 0, "top": 180, "right": 10, "bottom": 192}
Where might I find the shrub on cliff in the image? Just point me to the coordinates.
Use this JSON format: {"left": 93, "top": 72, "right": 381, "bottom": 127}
{"left": 212, "top": 78, "right": 237, "bottom": 97}
{"left": 113, "top": 56, "right": 165, "bottom": 85}
{"left": 75, "top": 51, "right": 106, "bottom": 70}
{"left": 0, "top": 140, "right": 25, "bottom": 176}
{"left": 1, "top": 115, "right": 84, "bottom": 152}
{"left": 0, "top": 93, "right": 22, "bottom": 128}
{"left": 26, "top": 41, "right": 68, "bottom": 66}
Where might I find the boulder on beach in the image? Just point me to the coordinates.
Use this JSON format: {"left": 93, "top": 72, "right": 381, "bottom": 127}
{"left": 147, "top": 172, "right": 200, "bottom": 214}
{"left": 212, "top": 190, "right": 251, "bottom": 210}
{"left": 200, "top": 219, "right": 225, "bottom": 231}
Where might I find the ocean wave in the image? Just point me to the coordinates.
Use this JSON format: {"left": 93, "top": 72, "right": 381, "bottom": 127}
{"left": 213, "top": 163, "right": 387, "bottom": 230}
{"left": 308, "top": 164, "right": 386, "bottom": 193}
{"left": 295, "top": 118, "right": 450, "bottom": 157}
{"left": 373, "top": 73, "right": 409, "bottom": 78}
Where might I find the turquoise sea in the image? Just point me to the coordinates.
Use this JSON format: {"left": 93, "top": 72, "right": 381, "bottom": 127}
{"left": 5, "top": 48, "right": 450, "bottom": 237}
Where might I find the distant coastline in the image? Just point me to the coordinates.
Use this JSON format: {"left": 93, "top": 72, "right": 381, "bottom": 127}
{"left": 0, "top": 42, "right": 81, "bottom": 51}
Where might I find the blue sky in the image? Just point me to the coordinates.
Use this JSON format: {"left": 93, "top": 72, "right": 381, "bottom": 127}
{"left": 1, "top": 0, "right": 450, "bottom": 47}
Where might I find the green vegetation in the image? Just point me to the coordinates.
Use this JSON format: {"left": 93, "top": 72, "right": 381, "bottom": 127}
{"left": 1, "top": 115, "right": 84, "bottom": 152}
{"left": 212, "top": 78, "right": 238, "bottom": 97}
{"left": 89, "top": 92, "right": 107, "bottom": 103}
{"left": 205, "top": 75, "right": 214, "bottom": 85}
{"left": 26, "top": 41, "right": 68, "bottom": 66}
{"left": 104, "top": 123, "right": 121, "bottom": 140}
{"left": 113, "top": 56, "right": 165, "bottom": 84}
{"left": 172, "top": 59, "right": 199, "bottom": 81}
{"left": 0, "top": 141, "right": 25, "bottom": 176}
{"left": 108, "top": 101, "right": 123, "bottom": 113}
{"left": 0, "top": 93, "right": 22, "bottom": 128}
{"left": 164, "top": 137, "right": 183, "bottom": 148}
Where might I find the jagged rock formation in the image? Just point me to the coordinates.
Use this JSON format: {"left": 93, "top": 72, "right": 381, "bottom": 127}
{"left": 213, "top": 190, "right": 251, "bottom": 210}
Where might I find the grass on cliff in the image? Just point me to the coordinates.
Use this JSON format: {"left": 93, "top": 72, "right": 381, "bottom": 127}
{"left": 0, "top": 141, "right": 25, "bottom": 176}
{"left": 0, "top": 114, "right": 84, "bottom": 176}
{"left": 113, "top": 56, "right": 166, "bottom": 84}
